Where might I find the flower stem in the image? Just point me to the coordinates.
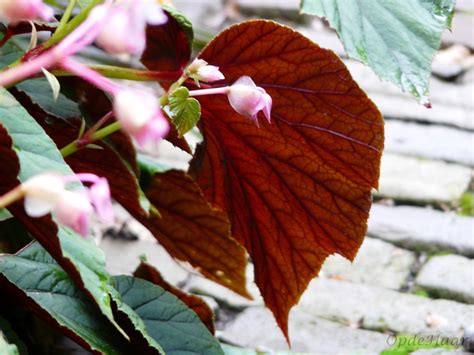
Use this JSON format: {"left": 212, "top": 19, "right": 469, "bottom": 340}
{"left": 188, "top": 86, "right": 229, "bottom": 97}
{"left": 61, "top": 121, "right": 122, "bottom": 157}
{"left": 46, "top": 0, "right": 103, "bottom": 48}
{"left": 0, "top": 186, "right": 24, "bottom": 209}
{"left": 61, "top": 58, "right": 120, "bottom": 95}
{"left": 52, "top": 64, "right": 181, "bottom": 82}
{"left": 54, "top": 0, "right": 78, "bottom": 38}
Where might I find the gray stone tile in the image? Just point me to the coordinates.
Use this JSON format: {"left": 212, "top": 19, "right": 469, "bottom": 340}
{"left": 219, "top": 307, "right": 389, "bottom": 354}
{"left": 377, "top": 154, "right": 472, "bottom": 204}
{"left": 416, "top": 255, "right": 474, "bottom": 304}
{"left": 297, "top": 279, "right": 474, "bottom": 337}
{"left": 368, "top": 204, "right": 474, "bottom": 257}
{"left": 321, "top": 237, "right": 416, "bottom": 290}
{"left": 384, "top": 120, "right": 474, "bottom": 167}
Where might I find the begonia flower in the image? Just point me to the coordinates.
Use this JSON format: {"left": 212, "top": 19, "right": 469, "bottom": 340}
{"left": 114, "top": 89, "right": 169, "bottom": 147}
{"left": 94, "top": 0, "right": 167, "bottom": 57}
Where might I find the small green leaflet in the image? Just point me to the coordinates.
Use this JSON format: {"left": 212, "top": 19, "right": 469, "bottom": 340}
{"left": 300, "top": 0, "right": 456, "bottom": 105}
{"left": 167, "top": 87, "right": 201, "bottom": 137}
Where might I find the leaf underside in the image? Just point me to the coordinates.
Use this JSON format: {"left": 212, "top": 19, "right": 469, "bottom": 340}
{"left": 192, "top": 20, "right": 384, "bottom": 338}
{"left": 300, "top": 0, "right": 456, "bottom": 105}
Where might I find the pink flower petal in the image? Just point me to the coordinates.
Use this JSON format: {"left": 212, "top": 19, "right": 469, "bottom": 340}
{"left": 89, "top": 177, "right": 114, "bottom": 225}
{"left": 54, "top": 191, "right": 93, "bottom": 237}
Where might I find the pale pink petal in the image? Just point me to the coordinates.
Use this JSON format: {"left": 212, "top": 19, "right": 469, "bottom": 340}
{"left": 196, "top": 65, "right": 225, "bottom": 82}
{"left": 134, "top": 113, "right": 170, "bottom": 148}
{"left": 227, "top": 76, "right": 272, "bottom": 124}
{"left": 89, "top": 178, "right": 113, "bottom": 225}
{"left": 22, "top": 173, "right": 65, "bottom": 217}
{"left": 24, "top": 196, "right": 56, "bottom": 217}
{"left": 54, "top": 191, "right": 92, "bottom": 237}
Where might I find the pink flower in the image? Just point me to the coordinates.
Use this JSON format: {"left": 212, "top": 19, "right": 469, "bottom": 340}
{"left": 21, "top": 172, "right": 113, "bottom": 237}
{"left": 0, "top": 0, "right": 53, "bottom": 23}
{"left": 227, "top": 76, "right": 272, "bottom": 124}
{"left": 55, "top": 191, "right": 93, "bottom": 237}
{"left": 94, "top": 0, "right": 167, "bottom": 57}
{"left": 187, "top": 59, "right": 224, "bottom": 83}
{"left": 114, "top": 89, "right": 169, "bottom": 147}
{"left": 74, "top": 174, "right": 114, "bottom": 225}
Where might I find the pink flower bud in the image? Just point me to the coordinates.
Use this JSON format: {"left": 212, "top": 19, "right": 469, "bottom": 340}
{"left": 188, "top": 59, "right": 224, "bottom": 83}
{"left": 114, "top": 89, "right": 169, "bottom": 147}
{"left": 21, "top": 173, "right": 65, "bottom": 217}
{"left": 54, "top": 191, "right": 93, "bottom": 237}
{"left": 88, "top": 177, "right": 113, "bottom": 225}
{"left": 94, "top": 0, "right": 167, "bottom": 57}
{"left": 0, "top": 0, "right": 54, "bottom": 23}
{"left": 227, "top": 76, "right": 272, "bottom": 124}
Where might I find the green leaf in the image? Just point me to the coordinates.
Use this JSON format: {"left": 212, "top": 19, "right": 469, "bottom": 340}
{"left": 300, "top": 0, "right": 456, "bottom": 105}
{"left": 0, "top": 33, "right": 23, "bottom": 70}
{"left": 108, "top": 287, "right": 164, "bottom": 354}
{"left": 113, "top": 275, "right": 224, "bottom": 355}
{"left": 0, "top": 89, "right": 119, "bottom": 333}
{"left": 168, "top": 87, "right": 201, "bottom": 136}
{"left": 0, "top": 243, "right": 130, "bottom": 354}
{"left": 15, "top": 78, "right": 81, "bottom": 118}
{"left": 0, "top": 209, "right": 12, "bottom": 222}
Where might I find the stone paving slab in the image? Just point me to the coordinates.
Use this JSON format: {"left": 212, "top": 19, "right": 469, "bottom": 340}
{"left": 416, "top": 255, "right": 474, "bottom": 304}
{"left": 320, "top": 237, "right": 415, "bottom": 290}
{"left": 368, "top": 204, "right": 474, "bottom": 257}
{"left": 99, "top": 238, "right": 189, "bottom": 285}
{"left": 345, "top": 60, "right": 474, "bottom": 130}
{"left": 219, "top": 307, "right": 389, "bottom": 354}
{"left": 377, "top": 154, "right": 472, "bottom": 204}
{"left": 185, "top": 263, "right": 264, "bottom": 308}
{"left": 384, "top": 120, "right": 474, "bottom": 167}
{"left": 297, "top": 279, "right": 474, "bottom": 337}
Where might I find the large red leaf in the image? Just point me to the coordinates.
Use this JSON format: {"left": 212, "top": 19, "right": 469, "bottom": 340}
{"left": 0, "top": 123, "right": 20, "bottom": 193}
{"left": 141, "top": 6, "right": 192, "bottom": 72}
{"left": 136, "top": 169, "right": 249, "bottom": 298}
{"left": 190, "top": 21, "right": 384, "bottom": 338}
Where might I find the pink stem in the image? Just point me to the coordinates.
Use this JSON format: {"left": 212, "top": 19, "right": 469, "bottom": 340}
{"left": 188, "top": 86, "right": 230, "bottom": 97}
{"left": 61, "top": 58, "right": 120, "bottom": 95}
{"left": 0, "top": 2, "right": 112, "bottom": 87}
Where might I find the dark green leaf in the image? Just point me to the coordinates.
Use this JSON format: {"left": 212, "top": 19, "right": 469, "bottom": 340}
{"left": 15, "top": 78, "right": 81, "bottom": 118}
{"left": 0, "top": 243, "right": 130, "bottom": 354}
{"left": 113, "top": 275, "right": 224, "bottom": 355}
{"left": 300, "top": 0, "right": 456, "bottom": 105}
{"left": 109, "top": 287, "right": 164, "bottom": 354}
{"left": 168, "top": 87, "right": 201, "bottom": 136}
{"left": 0, "top": 90, "right": 118, "bottom": 332}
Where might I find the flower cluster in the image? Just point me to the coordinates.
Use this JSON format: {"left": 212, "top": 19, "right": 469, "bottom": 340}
{"left": 0, "top": 0, "right": 274, "bottom": 237}
{"left": 21, "top": 173, "right": 113, "bottom": 237}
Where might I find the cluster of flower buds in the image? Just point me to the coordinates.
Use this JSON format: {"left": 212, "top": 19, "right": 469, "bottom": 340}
{"left": 0, "top": 0, "right": 274, "bottom": 238}
{"left": 20, "top": 173, "right": 113, "bottom": 237}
